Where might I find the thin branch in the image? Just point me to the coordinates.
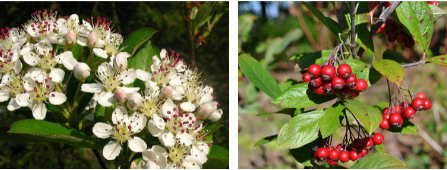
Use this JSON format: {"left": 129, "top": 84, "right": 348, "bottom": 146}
{"left": 92, "top": 149, "right": 107, "bottom": 169}
{"left": 350, "top": 1, "right": 358, "bottom": 60}
{"left": 289, "top": 5, "right": 319, "bottom": 50}
{"left": 183, "top": 2, "right": 197, "bottom": 69}
{"left": 370, "top": 1, "right": 401, "bottom": 36}
{"left": 401, "top": 60, "right": 426, "bottom": 68}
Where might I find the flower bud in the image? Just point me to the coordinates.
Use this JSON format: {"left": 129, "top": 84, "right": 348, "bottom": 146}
{"left": 113, "top": 52, "right": 129, "bottom": 71}
{"left": 87, "top": 31, "right": 98, "bottom": 48}
{"left": 161, "top": 86, "right": 173, "bottom": 98}
{"left": 198, "top": 103, "right": 214, "bottom": 119}
{"left": 114, "top": 87, "right": 126, "bottom": 103}
{"left": 69, "top": 14, "right": 79, "bottom": 24}
{"left": 65, "top": 30, "right": 76, "bottom": 46}
{"left": 208, "top": 109, "right": 223, "bottom": 122}
{"left": 73, "top": 62, "right": 90, "bottom": 81}
{"left": 127, "top": 92, "right": 143, "bottom": 111}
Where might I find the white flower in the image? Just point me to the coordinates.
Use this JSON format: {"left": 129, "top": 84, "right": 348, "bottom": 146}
{"left": 93, "top": 33, "right": 123, "bottom": 59}
{"left": 141, "top": 145, "right": 168, "bottom": 169}
{"left": 92, "top": 106, "right": 147, "bottom": 160}
{"left": 0, "top": 73, "right": 26, "bottom": 111}
{"left": 25, "top": 10, "right": 66, "bottom": 44}
{"left": 78, "top": 17, "right": 113, "bottom": 48}
{"left": 144, "top": 49, "right": 185, "bottom": 89}
{"left": 81, "top": 62, "right": 138, "bottom": 107}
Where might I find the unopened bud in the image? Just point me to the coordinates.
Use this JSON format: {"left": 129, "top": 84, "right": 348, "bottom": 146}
{"left": 69, "top": 14, "right": 80, "bottom": 24}
{"left": 73, "top": 62, "right": 90, "bottom": 81}
{"left": 65, "top": 31, "right": 76, "bottom": 46}
{"left": 208, "top": 109, "right": 223, "bottom": 122}
{"left": 87, "top": 31, "right": 98, "bottom": 48}
{"left": 114, "top": 87, "right": 126, "bottom": 103}
{"left": 114, "top": 52, "right": 129, "bottom": 71}
{"left": 127, "top": 92, "right": 143, "bottom": 111}
{"left": 198, "top": 103, "right": 214, "bottom": 119}
{"left": 161, "top": 86, "right": 173, "bottom": 98}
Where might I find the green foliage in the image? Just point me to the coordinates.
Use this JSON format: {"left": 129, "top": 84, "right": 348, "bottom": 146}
{"left": 301, "top": 1, "right": 342, "bottom": 41}
{"left": 71, "top": 44, "right": 83, "bottom": 59}
{"left": 272, "top": 83, "right": 336, "bottom": 108}
{"left": 202, "top": 145, "right": 229, "bottom": 169}
{"left": 429, "top": 4, "right": 447, "bottom": 21}
{"left": 128, "top": 41, "right": 160, "bottom": 72}
{"left": 254, "top": 134, "right": 277, "bottom": 147}
{"left": 120, "top": 27, "right": 157, "bottom": 56}
{"left": 289, "top": 142, "right": 314, "bottom": 167}
{"left": 319, "top": 102, "right": 345, "bottom": 138}
{"left": 256, "top": 108, "right": 296, "bottom": 119}
{"left": 344, "top": 99, "right": 382, "bottom": 134}
{"left": 387, "top": 121, "right": 420, "bottom": 134}
{"left": 293, "top": 50, "right": 332, "bottom": 70}
{"left": 383, "top": 50, "right": 412, "bottom": 63}
{"left": 372, "top": 59, "right": 405, "bottom": 86}
{"left": 427, "top": 55, "right": 447, "bottom": 66}
{"left": 351, "top": 153, "right": 406, "bottom": 169}
{"left": 192, "top": 2, "right": 216, "bottom": 30}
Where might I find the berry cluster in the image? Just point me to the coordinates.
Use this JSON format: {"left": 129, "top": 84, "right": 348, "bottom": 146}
{"left": 377, "top": 19, "right": 415, "bottom": 48}
{"left": 303, "top": 63, "right": 368, "bottom": 98}
{"left": 313, "top": 133, "right": 384, "bottom": 166}
{"left": 380, "top": 92, "right": 432, "bottom": 129}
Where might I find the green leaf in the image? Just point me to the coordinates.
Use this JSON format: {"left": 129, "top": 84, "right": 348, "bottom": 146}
{"left": 128, "top": 41, "right": 160, "bottom": 72}
{"left": 383, "top": 50, "right": 412, "bottom": 63}
{"left": 71, "top": 44, "right": 83, "bottom": 59}
{"left": 372, "top": 59, "right": 405, "bottom": 86}
{"left": 8, "top": 119, "right": 101, "bottom": 149}
{"left": 427, "top": 55, "right": 447, "bottom": 66}
{"left": 396, "top": 1, "right": 434, "bottom": 52}
{"left": 202, "top": 122, "right": 223, "bottom": 138}
{"left": 374, "top": 102, "right": 389, "bottom": 111}
{"left": 295, "top": 50, "right": 332, "bottom": 70}
{"left": 357, "top": 25, "right": 375, "bottom": 56}
{"left": 254, "top": 134, "right": 277, "bottom": 147}
{"left": 256, "top": 108, "right": 296, "bottom": 119}
{"left": 344, "top": 99, "right": 382, "bottom": 135}
{"left": 94, "top": 105, "right": 105, "bottom": 123}
{"left": 387, "top": 121, "right": 420, "bottom": 134}
{"left": 429, "top": 4, "right": 446, "bottom": 22}
{"left": 193, "top": 2, "right": 216, "bottom": 29}
{"left": 277, "top": 109, "right": 325, "bottom": 149}
{"left": 239, "top": 54, "right": 281, "bottom": 98}
{"left": 278, "top": 79, "right": 296, "bottom": 91}
{"left": 344, "top": 59, "right": 366, "bottom": 74}
{"left": 375, "top": 143, "right": 385, "bottom": 153}
{"left": 272, "top": 83, "right": 336, "bottom": 108}
{"left": 351, "top": 153, "right": 406, "bottom": 169}
{"left": 356, "top": 68, "right": 383, "bottom": 86}
{"left": 202, "top": 145, "right": 229, "bottom": 169}
{"left": 301, "top": 1, "right": 342, "bottom": 39}
{"left": 121, "top": 27, "right": 157, "bottom": 56}
{"left": 289, "top": 142, "right": 314, "bottom": 167}
{"left": 319, "top": 102, "right": 345, "bottom": 138}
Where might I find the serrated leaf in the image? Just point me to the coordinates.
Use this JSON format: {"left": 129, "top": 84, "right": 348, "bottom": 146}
{"left": 387, "top": 121, "right": 420, "bottom": 134}
{"left": 374, "top": 102, "right": 389, "bottom": 111}
{"left": 372, "top": 59, "right": 405, "bottom": 86}
{"left": 396, "top": 1, "right": 434, "bottom": 52}
{"left": 289, "top": 142, "right": 314, "bottom": 167}
{"left": 254, "top": 135, "right": 277, "bottom": 147}
{"left": 344, "top": 99, "right": 382, "bottom": 134}
{"left": 121, "top": 27, "right": 157, "bottom": 56}
{"left": 8, "top": 119, "right": 101, "bottom": 149}
{"left": 202, "top": 122, "right": 223, "bottom": 138}
{"left": 128, "top": 41, "right": 160, "bottom": 72}
{"left": 427, "top": 55, "right": 447, "bottom": 66}
{"left": 239, "top": 54, "right": 281, "bottom": 98}
{"left": 256, "top": 108, "right": 296, "bottom": 119}
{"left": 429, "top": 4, "right": 446, "bottom": 22}
{"left": 277, "top": 109, "right": 325, "bottom": 149}
{"left": 383, "top": 50, "right": 412, "bottom": 63}
{"left": 319, "top": 102, "right": 345, "bottom": 138}
{"left": 272, "top": 83, "right": 336, "bottom": 108}
{"left": 193, "top": 2, "right": 216, "bottom": 29}
{"left": 351, "top": 153, "right": 406, "bottom": 169}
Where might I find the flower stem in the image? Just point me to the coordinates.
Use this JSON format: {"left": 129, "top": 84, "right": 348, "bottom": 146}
{"left": 92, "top": 149, "right": 107, "bottom": 169}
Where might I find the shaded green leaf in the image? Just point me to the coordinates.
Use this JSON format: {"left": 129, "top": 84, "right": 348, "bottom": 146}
{"left": 319, "top": 102, "right": 345, "bottom": 138}
{"left": 301, "top": 1, "right": 342, "bottom": 39}
{"left": 294, "top": 50, "right": 332, "bottom": 70}
{"left": 344, "top": 59, "right": 366, "bottom": 74}
{"left": 71, "top": 44, "right": 83, "bottom": 59}
{"left": 254, "top": 134, "right": 277, "bottom": 147}
{"left": 128, "top": 41, "right": 160, "bottom": 72}
{"left": 344, "top": 99, "right": 382, "bottom": 134}
{"left": 356, "top": 68, "right": 383, "bottom": 86}
{"left": 387, "top": 121, "right": 420, "bottom": 134}
{"left": 374, "top": 102, "right": 389, "bottom": 111}
{"left": 193, "top": 2, "right": 216, "bottom": 29}
{"left": 239, "top": 54, "right": 281, "bottom": 98}
{"left": 202, "top": 122, "right": 223, "bottom": 138}
{"left": 202, "top": 145, "right": 229, "bottom": 169}
{"left": 121, "top": 27, "right": 157, "bottom": 55}
{"left": 372, "top": 59, "right": 405, "bottom": 86}
{"left": 256, "top": 108, "right": 296, "bottom": 119}
{"left": 427, "top": 55, "right": 447, "bottom": 66}
{"left": 357, "top": 25, "right": 375, "bottom": 56}
{"left": 94, "top": 105, "right": 105, "bottom": 123}
{"left": 351, "top": 153, "right": 406, "bottom": 169}
{"left": 272, "top": 83, "right": 336, "bottom": 108}
{"left": 277, "top": 109, "right": 325, "bottom": 149}
{"left": 383, "top": 50, "right": 412, "bottom": 63}
{"left": 289, "top": 142, "right": 314, "bottom": 167}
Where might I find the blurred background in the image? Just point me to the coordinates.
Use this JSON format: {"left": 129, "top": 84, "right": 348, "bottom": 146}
{"left": 0, "top": 1, "right": 228, "bottom": 168}
{"left": 238, "top": 1, "right": 447, "bottom": 169}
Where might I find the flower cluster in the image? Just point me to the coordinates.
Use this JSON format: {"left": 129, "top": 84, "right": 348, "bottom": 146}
{"left": 1, "top": 10, "right": 223, "bottom": 169}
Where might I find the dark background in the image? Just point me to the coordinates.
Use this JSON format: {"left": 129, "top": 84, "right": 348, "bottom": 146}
{"left": 0, "top": 1, "right": 228, "bottom": 168}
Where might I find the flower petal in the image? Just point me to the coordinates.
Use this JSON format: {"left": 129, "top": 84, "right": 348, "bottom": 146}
{"left": 180, "top": 102, "right": 196, "bottom": 112}
{"left": 48, "top": 92, "right": 67, "bottom": 105}
{"left": 176, "top": 133, "right": 194, "bottom": 146}
{"left": 121, "top": 87, "right": 140, "bottom": 94}
{"left": 14, "top": 60, "right": 22, "bottom": 73}
{"left": 93, "top": 48, "right": 108, "bottom": 58}
{"left": 0, "top": 90, "right": 10, "bottom": 102}
{"left": 182, "top": 155, "right": 202, "bottom": 169}
{"left": 98, "top": 91, "right": 115, "bottom": 107}
{"left": 157, "top": 155, "right": 168, "bottom": 169}
{"left": 23, "top": 52, "right": 40, "bottom": 66}
{"left": 77, "top": 36, "right": 87, "bottom": 46}
{"left": 7, "top": 98, "right": 21, "bottom": 111}
{"left": 16, "top": 93, "right": 31, "bottom": 107}
{"left": 103, "top": 141, "right": 122, "bottom": 160}
{"left": 147, "top": 117, "right": 164, "bottom": 137}
{"left": 58, "top": 51, "right": 78, "bottom": 70}
{"left": 49, "top": 68, "right": 65, "bottom": 83}
{"left": 120, "top": 69, "right": 137, "bottom": 85}
{"left": 136, "top": 69, "right": 153, "bottom": 81}
{"left": 32, "top": 102, "right": 47, "bottom": 120}
{"left": 160, "top": 132, "right": 175, "bottom": 147}
{"left": 128, "top": 136, "right": 147, "bottom": 152}
{"left": 161, "top": 99, "right": 176, "bottom": 118}
{"left": 129, "top": 112, "right": 146, "bottom": 133}
{"left": 92, "top": 122, "right": 114, "bottom": 139}
{"left": 209, "top": 109, "right": 223, "bottom": 122}
{"left": 200, "top": 93, "right": 213, "bottom": 104}
{"left": 81, "top": 83, "right": 103, "bottom": 93}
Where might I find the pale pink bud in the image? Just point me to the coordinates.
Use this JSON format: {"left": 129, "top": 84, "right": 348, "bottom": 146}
{"left": 113, "top": 52, "right": 129, "bottom": 71}
{"left": 208, "top": 109, "right": 223, "bottom": 122}
{"left": 114, "top": 87, "right": 126, "bottom": 103}
{"left": 127, "top": 92, "right": 143, "bottom": 111}
{"left": 198, "top": 103, "right": 214, "bottom": 119}
{"left": 87, "top": 31, "right": 98, "bottom": 48}
{"left": 73, "top": 62, "right": 90, "bottom": 81}
{"left": 65, "top": 31, "right": 76, "bottom": 46}
{"left": 161, "top": 86, "right": 173, "bottom": 98}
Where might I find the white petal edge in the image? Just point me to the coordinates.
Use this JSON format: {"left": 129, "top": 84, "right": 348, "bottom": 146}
{"left": 128, "top": 136, "right": 147, "bottom": 153}
{"left": 92, "top": 122, "right": 114, "bottom": 139}
{"left": 32, "top": 102, "right": 47, "bottom": 120}
{"left": 49, "top": 68, "right": 65, "bottom": 83}
{"left": 93, "top": 48, "right": 108, "bottom": 58}
{"left": 81, "top": 83, "right": 103, "bottom": 93}
{"left": 48, "top": 92, "right": 67, "bottom": 105}
{"left": 103, "top": 141, "right": 122, "bottom": 160}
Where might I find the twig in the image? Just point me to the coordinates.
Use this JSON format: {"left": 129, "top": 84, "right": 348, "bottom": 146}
{"left": 400, "top": 60, "right": 426, "bottom": 68}
{"left": 92, "top": 149, "right": 107, "bottom": 169}
{"left": 183, "top": 2, "right": 197, "bottom": 69}
{"left": 350, "top": 1, "right": 358, "bottom": 60}
{"left": 370, "top": 1, "right": 401, "bottom": 36}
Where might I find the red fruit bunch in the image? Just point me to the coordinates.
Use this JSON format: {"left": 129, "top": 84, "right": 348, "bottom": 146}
{"left": 303, "top": 63, "right": 368, "bottom": 98}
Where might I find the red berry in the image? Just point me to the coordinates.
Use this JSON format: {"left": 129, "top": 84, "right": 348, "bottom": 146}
{"left": 402, "top": 107, "right": 416, "bottom": 119}
{"left": 427, "top": 1, "right": 439, "bottom": 7}
{"left": 314, "top": 86, "right": 325, "bottom": 94}
{"left": 329, "top": 146, "right": 335, "bottom": 151}
{"left": 328, "top": 149, "right": 339, "bottom": 161}
{"left": 322, "top": 81, "right": 332, "bottom": 94}
{"left": 396, "top": 34, "right": 405, "bottom": 43}
{"left": 404, "top": 38, "right": 415, "bottom": 48}
{"left": 423, "top": 99, "right": 432, "bottom": 110}
{"left": 387, "top": 32, "right": 396, "bottom": 42}
{"left": 321, "top": 65, "right": 336, "bottom": 81}
{"left": 349, "top": 151, "right": 361, "bottom": 161}
{"left": 336, "top": 144, "right": 345, "bottom": 151}
{"left": 331, "top": 76, "right": 345, "bottom": 90}
{"left": 345, "top": 74, "right": 357, "bottom": 88}
{"left": 373, "top": 133, "right": 384, "bottom": 145}
{"left": 380, "top": 118, "right": 390, "bottom": 129}
{"left": 316, "top": 147, "right": 329, "bottom": 159}
{"left": 386, "top": 18, "right": 396, "bottom": 26}
{"left": 351, "top": 139, "right": 365, "bottom": 152}
{"left": 310, "top": 77, "right": 322, "bottom": 87}
{"left": 412, "top": 98, "right": 424, "bottom": 111}
{"left": 355, "top": 79, "right": 368, "bottom": 92}
{"left": 302, "top": 73, "right": 311, "bottom": 83}
{"left": 327, "top": 158, "right": 338, "bottom": 166}
{"left": 389, "top": 113, "right": 403, "bottom": 127}
{"left": 337, "top": 64, "right": 352, "bottom": 79}
{"left": 308, "top": 64, "right": 321, "bottom": 78}
{"left": 393, "top": 105, "right": 402, "bottom": 114}
{"left": 383, "top": 109, "right": 390, "bottom": 119}
{"left": 416, "top": 92, "right": 426, "bottom": 99}
{"left": 360, "top": 149, "right": 369, "bottom": 157}
{"left": 338, "top": 151, "right": 350, "bottom": 163}
{"left": 363, "top": 137, "right": 374, "bottom": 150}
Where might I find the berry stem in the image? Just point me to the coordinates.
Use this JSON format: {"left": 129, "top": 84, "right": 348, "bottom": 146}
{"left": 350, "top": 1, "right": 358, "bottom": 60}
